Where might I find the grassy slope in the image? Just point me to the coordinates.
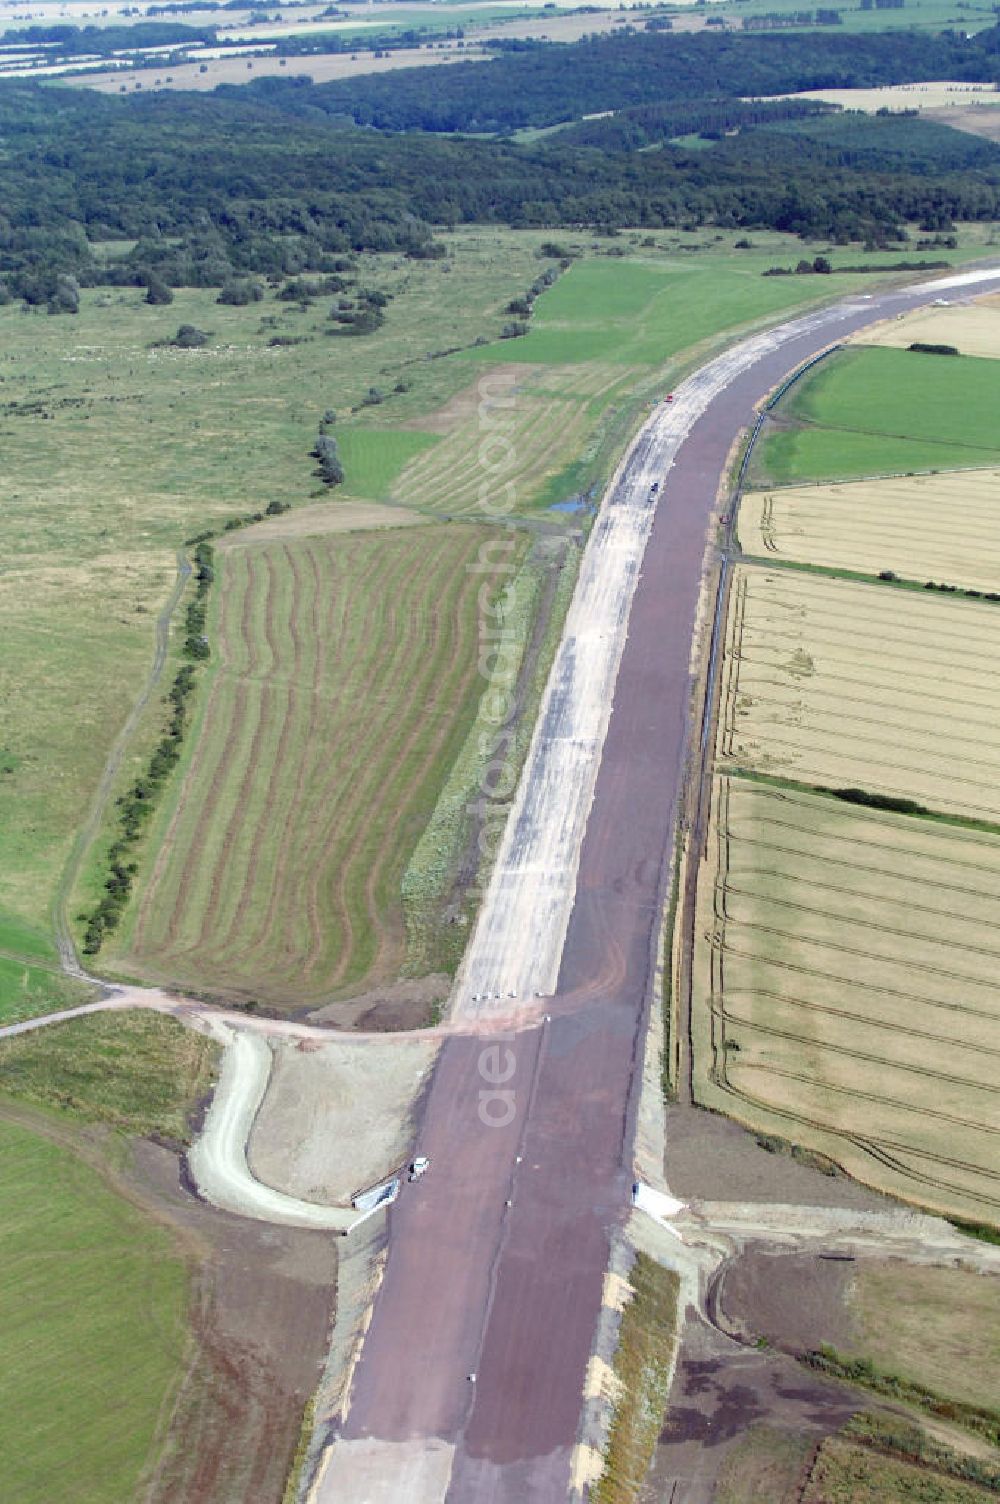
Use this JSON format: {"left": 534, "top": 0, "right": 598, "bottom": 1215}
{"left": 594, "top": 1254, "right": 680, "bottom": 1502}
{"left": 0, "top": 230, "right": 544, "bottom": 989}
{"left": 802, "top": 1436, "right": 994, "bottom": 1502}
{"left": 755, "top": 345, "right": 1000, "bottom": 484}
{"left": 0, "top": 910, "right": 95, "bottom": 1025}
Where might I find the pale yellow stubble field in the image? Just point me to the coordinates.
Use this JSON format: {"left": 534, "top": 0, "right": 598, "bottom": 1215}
{"left": 739, "top": 468, "right": 1000, "bottom": 592}
{"left": 717, "top": 565, "right": 1000, "bottom": 820}
{"left": 692, "top": 775, "right": 1000, "bottom": 1221}
{"left": 853, "top": 295, "right": 1000, "bottom": 361}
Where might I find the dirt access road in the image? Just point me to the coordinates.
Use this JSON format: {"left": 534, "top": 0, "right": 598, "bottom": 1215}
{"left": 315, "top": 265, "right": 1000, "bottom": 1504}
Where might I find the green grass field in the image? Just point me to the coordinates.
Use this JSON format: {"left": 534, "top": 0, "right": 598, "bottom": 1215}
{"left": 0, "top": 913, "right": 96, "bottom": 1025}
{"left": 463, "top": 231, "right": 998, "bottom": 373}
{"left": 753, "top": 345, "right": 1000, "bottom": 485}
{"left": 0, "top": 1115, "right": 191, "bottom": 1504}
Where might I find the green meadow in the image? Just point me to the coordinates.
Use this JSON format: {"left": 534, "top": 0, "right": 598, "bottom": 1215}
{"left": 754, "top": 344, "right": 1000, "bottom": 484}
{"left": 0, "top": 1116, "right": 190, "bottom": 1504}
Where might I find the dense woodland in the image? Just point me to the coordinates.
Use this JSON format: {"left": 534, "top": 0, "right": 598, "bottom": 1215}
{"left": 2, "top": 26, "right": 1000, "bottom": 301}
{"left": 262, "top": 28, "right": 1000, "bottom": 132}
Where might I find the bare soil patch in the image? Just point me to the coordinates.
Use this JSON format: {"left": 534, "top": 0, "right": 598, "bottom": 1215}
{"left": 664, "top": 1103, "right": 893, "bottom": 1211}
{"left": 247, "top": 1033, "right": 438, "bottom": 1205}
{"left": 642, "top": 1314, "right": 860, "bottom": 1504}
{"left": 715, "top": 1248, "right": 859, "bottom": 1356}
{"left": 127, "top": 1138, "right": 336, "bottom": 1504}
{"left": 306, "top": 971, "right": 450, "bottom": 1031}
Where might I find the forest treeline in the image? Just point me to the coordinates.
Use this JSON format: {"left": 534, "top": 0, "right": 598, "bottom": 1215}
{"left": 254, "top": 27, "right": 1000, "bottom": 133}
{"left": 2, "top": 26, "right": 1000, "bottom": 301}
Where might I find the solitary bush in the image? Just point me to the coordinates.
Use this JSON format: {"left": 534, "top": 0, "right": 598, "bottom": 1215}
{"left": 47, "top": 274, "right": 80, "bottom": 315}
{"left": 144, "top": 273, "right": 173, "bottom": 306}
{"left": 217, "top": 279, "right": 264, "bottom": 306}
{"left": 172, "top": 324, "right": 209, "bottom": 349}
{"left": 826, "top": 786, "right": 927, "bottom": 815}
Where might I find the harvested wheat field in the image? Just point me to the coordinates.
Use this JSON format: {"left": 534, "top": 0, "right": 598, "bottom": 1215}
{"left": 739, "top": 468, "right": 1000, "bottom": 592}
{"left": 693, "top": 775, "right": 1000, "bottom": 1221}
{"left": 120, "top": 522, "right": 517, "bottom": 1006}
{"left": 718, "top": 566, "right": 1000, "bottom": 820}
{"left": 855, "top": 297, "right": 1000, "bottom": 361}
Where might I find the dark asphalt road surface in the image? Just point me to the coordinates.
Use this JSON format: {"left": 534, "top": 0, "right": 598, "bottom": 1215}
{"left": 335, "top": 270, "right": 1000, "bottom": 1503}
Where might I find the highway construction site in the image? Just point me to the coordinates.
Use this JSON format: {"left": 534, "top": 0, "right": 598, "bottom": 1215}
{"left": 6, "top": 264, "right": 1000, "bottom": 1503}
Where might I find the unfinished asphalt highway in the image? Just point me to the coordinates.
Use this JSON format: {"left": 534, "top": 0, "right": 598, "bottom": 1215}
{"left": 316, "top": 266, "right": 1000, "bottom": 1504}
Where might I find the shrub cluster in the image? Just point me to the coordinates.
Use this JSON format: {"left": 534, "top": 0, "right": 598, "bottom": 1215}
{"left": 311, "top": 432, "right": 344, "bottom": 485}
{"left": 909, "top": 341, "right": 960, "bottom": 355}
{"left": 924, "top": 580, "right": 1000, "bottom": 601}
{"left": 500, "top": 261, "right": 565, "bottom": 340}
{"left": 327, "top": 288, "right": 388, "bottom": 337}
{"left": 182, "top": 541, "right": 214, "bottom": 660}
{"left": 825, "top": 786, "right": 927, "bottom": 815}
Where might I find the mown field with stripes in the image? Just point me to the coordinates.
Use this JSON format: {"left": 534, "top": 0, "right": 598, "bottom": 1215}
{"left": 693, "top": 776, "right": 1000, "bottom": 1222}
{"left": 118, "top": 521, "right": 517, "bottom": 1006}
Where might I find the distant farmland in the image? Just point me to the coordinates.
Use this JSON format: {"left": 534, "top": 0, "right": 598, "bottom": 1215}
{"left": 693, "top": 776, "right": 1000, "bottom": 1222}
{"left": 718, "top": 566, "right": 1000, "bottom": 821}
{"left": 120, "top": 521, "right": 517, "bottom": 1006}
{"left": 740, "top": 467, "right": 1000, "bottom": 591}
